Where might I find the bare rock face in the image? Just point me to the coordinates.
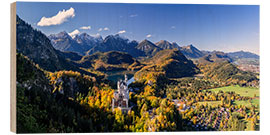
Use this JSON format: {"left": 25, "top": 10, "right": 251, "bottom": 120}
{"left": 87, "top": 34, "right": 145, "bottom": 57}
{"left": 48, "top": 32, "right": 102, "bottom": 55}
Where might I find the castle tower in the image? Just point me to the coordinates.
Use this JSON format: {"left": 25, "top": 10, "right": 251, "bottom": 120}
{"left": 125, "top": 74, "right": 128, "bottom": 82}
{"left": 112, "top": 74, "right": 131, "bottom": 113}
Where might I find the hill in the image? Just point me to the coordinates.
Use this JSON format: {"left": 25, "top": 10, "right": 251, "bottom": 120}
{"left": 197, "top": 51, "right": 232, "bottom": 64}
{"left": 77, "top": 51, "right": 143, "bottom": 71}
{"left": 16, "top": 53, "right": 109, "bottom": 133}
{"left": 17, "top": 53, "right": 52, "bottom": 93}
{"left": 59, "top": 51, "right": 83, "bottom": 61}
{"left": 135, "top": 49, "right": 198, "bottom": 79}
{"left": 198, "top": 61, "right": 259, "bottom": 86}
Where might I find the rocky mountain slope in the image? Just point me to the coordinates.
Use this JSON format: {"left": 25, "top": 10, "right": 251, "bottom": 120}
{"left": 135, "top": 39, "right": 162, "bottom": 57}
{"left": 48, "top": 32, "right": 102, "bottom": 55}
{"left": 155, "top": 40, "right": 181, "bottom": 50}
{"left": 86, "top": 34, "right": 145, "bottom": 57}
{"left": 180, "top": 44, "right": 204, "bottom": 58}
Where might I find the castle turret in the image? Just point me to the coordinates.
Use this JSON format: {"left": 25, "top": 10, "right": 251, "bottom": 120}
{"left": 124, "top": 74, "right": 128, "bottom": 82}
{"left": 112, "top": 75, "right": 131, "bottom": 113}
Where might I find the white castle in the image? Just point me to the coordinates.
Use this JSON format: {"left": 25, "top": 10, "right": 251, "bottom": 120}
{"left": 112, "top": 74, "right": 131, "bottom": 113}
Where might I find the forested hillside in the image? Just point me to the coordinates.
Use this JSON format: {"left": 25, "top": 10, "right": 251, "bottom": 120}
{"left": 198, "top": 62, "right": 259, "bottom": 87}
{"left": 16, "top": 16, "right": 87, "bottom": 74}
{"left": 77, "top": 51, "right": 143, "bottom": 71}
{"left": 135, "top": 49, "right": 198, "bottom": 79}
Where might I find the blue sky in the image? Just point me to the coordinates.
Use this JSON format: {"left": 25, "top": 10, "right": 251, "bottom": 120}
{"left": 16, "top": 2, "right": 259, "bottom": 54}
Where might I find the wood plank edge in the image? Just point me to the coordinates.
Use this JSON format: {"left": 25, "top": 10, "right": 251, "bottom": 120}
{"left": 10, "top": 2, "right": 16, "bottom": 133}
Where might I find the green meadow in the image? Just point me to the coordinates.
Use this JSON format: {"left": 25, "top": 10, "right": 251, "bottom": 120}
{"left": 206, "top": 85, "right": 259, "bottom": 97}
{"left": 199, "top": 85, "right": 260, "bottom": 108}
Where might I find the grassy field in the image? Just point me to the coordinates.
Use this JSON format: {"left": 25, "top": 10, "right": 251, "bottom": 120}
{"left": 205, "top": 85, "right": 259, "bottom": 97}
{"left": 200, "top": 85, "right": 260, "bottom": 108}
{"left": 234, "top": 98, "right": 259, "bottom": 108}
{"left": 197, "top": 99, "right": 259, "bottom": 108}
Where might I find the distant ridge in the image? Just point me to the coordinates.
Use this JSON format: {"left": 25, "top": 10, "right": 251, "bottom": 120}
{"left": 180, "top": 44, "right": 204, "bottom": 58}
{"left": 48, "top": 31, "right": 259, "bottom": 62}
{"left": 227, "top": 50, "right": 259, "bottom": 60}
{"left": 86, "top": 34, "right": 145, "bottom": 57}
{"left": 155, "top": 40, "right": 181, "bottom": 50}
{"left": 198, "top": 51, "right": 232, "bottom": 64}
{"left": 135, "top": 39, "right": 162, "bottom": 57}
{"left": 48, "top": 31, "right": 102, "bottom": 55}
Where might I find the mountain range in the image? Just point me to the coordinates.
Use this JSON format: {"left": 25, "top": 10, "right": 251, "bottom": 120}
{"left": 48, "top": 32, "right": 205, "bottom": 58}
{"left": 16, "top": 15, "right": 198, "bottom": 80}
{"left": 48, "top": 31, "right": 102, "bottom": 55}
{"left": 197, "top": 51, "right": 233, "bottom": 64}
{"left": 17, "top": 14, "right": 259, "bottom": 78}
{"left": 48, "top": 31, "right": 259, "bottom": 61}
{"left": 227, "top": 51, "right": 260, "bottom": 60}
{"left": 86, "top": 34, "right": 145, "bottom": 57}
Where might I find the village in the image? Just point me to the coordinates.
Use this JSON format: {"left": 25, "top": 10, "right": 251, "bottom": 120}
{"left": 111, "top": 75, "right": 256, "bottom": 131}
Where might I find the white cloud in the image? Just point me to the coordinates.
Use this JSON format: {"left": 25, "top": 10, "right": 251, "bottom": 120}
{"left": 117, "top": 30, "right": 126, "bottom": 34}
{"left": 130, "top": 14, "right": 138, "bottom": 17}
{"left": 171, "top": 26, "right": 176, "bottom": 29}
{"left": 91, "top": 33, "right": 101, "bottom": 38}
{"left": 98, "top": 28, "right": 103, "bottom": 32}
{"left": 146, "top": 34, "right": 152, "bottom": 38}
{"left": 104, "top": 27, "right": 110, "bottom": 31}
{"left": 98, "top": 27, "right": 110, "bottom": 32}
{"left": 68, "top": 29, "right": 80, "bottom": 38}
{"left": 80, "top": 26, "right": 91, "bottom": 30}
{"left": 37, "top": 7, "right": 75, "bottom": 26}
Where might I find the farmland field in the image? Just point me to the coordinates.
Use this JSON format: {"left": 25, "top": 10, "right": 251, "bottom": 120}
{"left": 234, "top": 99, "right": 259, "bottom": 108}
{"left": 205, "top": 85, "right": 259, "bottom": 97}
{"left": 197, "top": 99, "right": 259, "bottom": 108}
{"left": 201, "top": 85, "right": 260, "bottom": 108}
